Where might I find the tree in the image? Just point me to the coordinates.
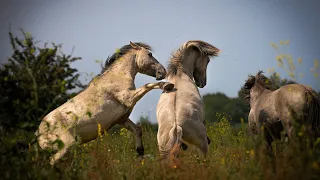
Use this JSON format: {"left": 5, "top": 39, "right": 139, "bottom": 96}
{"left": 268, "top": 72, "right": 296, "bottom": 90}
{"left": 136, "top": 115, "right": 158, "bottom": 132}
{"left": 0, "top": 30, "right": 84, "bottom": 130}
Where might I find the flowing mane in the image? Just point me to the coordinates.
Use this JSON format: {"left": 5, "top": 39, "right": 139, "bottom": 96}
{"left": 242, "top": 70, "right": 273, "bottom": 99}
{"left": 101, "top": 42, "right": 152, "bottom": 73}
{"left": 167, "top": 40, "right": 219, "bottom": 77}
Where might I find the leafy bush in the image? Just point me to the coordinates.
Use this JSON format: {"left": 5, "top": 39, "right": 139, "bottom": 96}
{"left": 0, "top": 30, "right": 84, "bottom": 130}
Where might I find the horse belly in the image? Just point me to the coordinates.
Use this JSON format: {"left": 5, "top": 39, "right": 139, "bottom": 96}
{"left": 75, "top": 100, "right": 128, "bottom": 143}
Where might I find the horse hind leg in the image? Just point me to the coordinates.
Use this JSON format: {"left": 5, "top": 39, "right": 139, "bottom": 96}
{"left": 195, "top": 135, "right": 209, "bottom": 161}
{"left": 119, "top": 118, "right": 144, "bottom": 158}
{"left": 180, "top": 135, "right": 210, "bottom": 151}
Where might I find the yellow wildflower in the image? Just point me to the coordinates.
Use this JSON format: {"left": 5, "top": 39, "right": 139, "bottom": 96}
{"left": 250, "top": 149, "right": 255, "bottom": 157}
{"left": 97, "top": 123, "right": 102, "bottom": 138}
{"left": 284, "top": 40, "right": 290, "bottom": 45}
{"left": 120, "top": 128, "right": 128, "bottom": 136}
{"left": 271, "top": 43, "right": 278, "bottom": 50}
{"left": 289, "top": 72, "right": 295, "bottom": 79}
{"left": 276, "top": 55, "right": 282, "bottom": 61}
{"left": 240, "top": 118, "right": 244, "bottom": 124}
{"left": 314, "top": 59, "right": 319, "bottom": 69}
{"left": 220, "top": 158, "right": 225, "bottom": 166}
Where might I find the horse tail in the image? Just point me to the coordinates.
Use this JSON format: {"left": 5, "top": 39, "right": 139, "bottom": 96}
{"left": 305, "top": 90, "right": 320, "bottom": 137}
{"left": 163, "top": 124, "right": 183, "bottom": 167}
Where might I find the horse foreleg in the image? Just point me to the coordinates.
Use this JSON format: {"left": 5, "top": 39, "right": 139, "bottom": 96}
{"left": 264, "top": 129, "right": 274, "bottom": 157}
{"left": 119, "top": 118, "right": 144, "bottom": 157}
{"left": 128, "top": 82, "right": 174, "bottom": 108}
{"left": 49, "top": 146, "right": 69, "bottom": 165}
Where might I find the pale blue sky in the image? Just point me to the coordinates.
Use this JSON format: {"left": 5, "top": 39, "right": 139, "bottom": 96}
{"left": 1, "top": 0, "right": 319, "bottom": 123}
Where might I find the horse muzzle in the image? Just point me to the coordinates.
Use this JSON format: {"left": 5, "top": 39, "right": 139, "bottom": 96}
{"left": 155, "top": 68, "right": 167, "bottom": 80}
{"left": 196, "top": 80, "right": 206, "bottom": 88}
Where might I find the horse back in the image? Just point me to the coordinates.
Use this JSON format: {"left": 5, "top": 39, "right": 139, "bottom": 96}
{"left": 274, "top": 84, "right": 317, "bottom": 122}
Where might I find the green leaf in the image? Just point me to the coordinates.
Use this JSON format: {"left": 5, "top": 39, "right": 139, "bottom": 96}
{"left": 54, "top": 139, "right": 65, "bottom": 150}
{"left": 86, "top": 111, "right": 92, "bottom": 118}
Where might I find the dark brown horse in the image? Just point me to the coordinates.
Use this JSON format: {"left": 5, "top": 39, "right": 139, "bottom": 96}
{"left": 242, "top": 71, "right": 320, "bottom": 150}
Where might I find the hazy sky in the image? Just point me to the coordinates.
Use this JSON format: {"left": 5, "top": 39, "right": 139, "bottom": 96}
{"left": 1, "top": 0, "right": 319, "bottom": 123}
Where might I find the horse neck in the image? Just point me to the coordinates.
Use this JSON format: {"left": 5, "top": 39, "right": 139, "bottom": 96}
{"left": 102, "top": 53, "right": 138, "bottom": 83}
{"left": 250, "top": 84, "right": 267, "bottom": 105}
{"left": 180, "top": 53, "right": 197, "bottom": 79}
{"left": 167, "top": 68, "right": 197, "bottom": 90}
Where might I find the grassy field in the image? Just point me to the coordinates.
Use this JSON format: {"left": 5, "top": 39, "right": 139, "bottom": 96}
{"left": 1, "top": 114, "right": 320, "bottom": 180}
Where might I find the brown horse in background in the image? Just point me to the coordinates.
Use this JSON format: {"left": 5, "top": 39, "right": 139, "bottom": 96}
{"left": 242, "top": 71, "right": 320, "bottom": 150}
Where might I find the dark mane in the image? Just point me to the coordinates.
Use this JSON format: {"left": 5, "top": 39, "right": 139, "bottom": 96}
{"left": 241, "top": 70, "right": 273, "bottom": 100}
{"left": 167, "top": 40, "right": 219, "bottom": 77}
{"left": 101, "top": 42, "right": 152, "bottom": 73}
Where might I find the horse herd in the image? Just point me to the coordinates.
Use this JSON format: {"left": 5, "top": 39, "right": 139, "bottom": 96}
{"left": 33, "top": 40, "right": 320, "bottom": 167}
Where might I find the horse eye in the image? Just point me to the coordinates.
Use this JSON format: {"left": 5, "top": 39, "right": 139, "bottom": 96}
{"left": 148, "top": 52, "right": 152, "bottom": 57}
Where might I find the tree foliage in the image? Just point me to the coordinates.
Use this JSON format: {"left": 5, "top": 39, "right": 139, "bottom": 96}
{"left": 268, "top": 72, "right": 297, "bottom": 90}
{"left": 0, "top": 30, "right": 84, "bottom": 130}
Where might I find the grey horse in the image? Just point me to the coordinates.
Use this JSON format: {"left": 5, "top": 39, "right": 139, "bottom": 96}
{"left": 242, "top": 71, "right": 320, "bottom": 150}
{"left": 156, "top": 40, "right": 220, "bottom": 166}
{"left": 35, "top": 41, "right": 174, "bottom": 165}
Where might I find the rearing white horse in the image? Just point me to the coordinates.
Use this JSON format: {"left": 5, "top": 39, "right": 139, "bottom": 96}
{"left": 156, "top": 40, "right": 219, "bottom": 166}
{"left": 36, "top": 41, "right": 174, "bottom": 165}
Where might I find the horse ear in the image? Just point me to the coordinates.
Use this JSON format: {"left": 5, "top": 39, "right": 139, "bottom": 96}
{"left": 130, "top": 41, "right": 141, "bottom": 50}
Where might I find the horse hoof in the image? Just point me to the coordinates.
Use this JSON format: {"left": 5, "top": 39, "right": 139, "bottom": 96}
{"left": 181, "top": 143, "right": 188, "bottom": 150}
{"left": 163, "top": 83, "right": 174, "bottom": 91}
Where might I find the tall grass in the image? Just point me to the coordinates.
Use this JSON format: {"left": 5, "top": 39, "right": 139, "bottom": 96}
{"left": 1, "top": 113, "right": 320, "bottom": 180}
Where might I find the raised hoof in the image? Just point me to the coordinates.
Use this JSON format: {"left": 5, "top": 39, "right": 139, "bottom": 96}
{"left": 181, "top": 143, "right": 188, "bottom": 150}
{"left": 163, "top": 83, "right": 174, "bottom": 91}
